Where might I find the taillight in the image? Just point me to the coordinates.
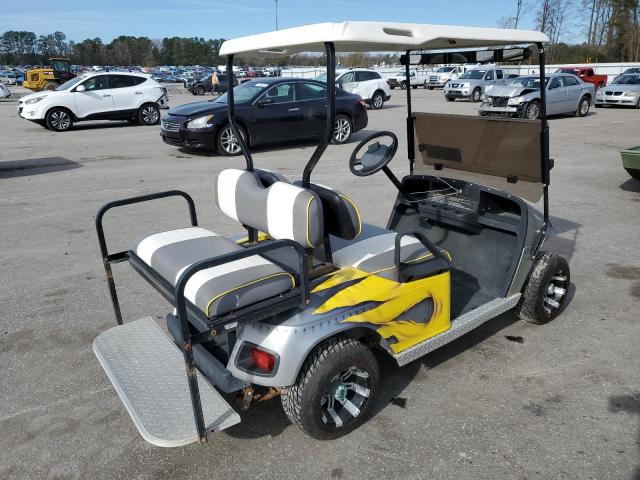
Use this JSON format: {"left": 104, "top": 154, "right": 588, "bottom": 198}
{"left": 251, "top": 347, "right": 276, "bottom": 372}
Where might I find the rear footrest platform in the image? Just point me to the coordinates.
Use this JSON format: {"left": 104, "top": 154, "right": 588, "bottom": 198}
{"left": 93, "top": 316, "right": 240, "bottom": 447}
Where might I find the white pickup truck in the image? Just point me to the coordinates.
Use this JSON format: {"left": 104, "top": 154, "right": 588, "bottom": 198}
{"left": 387, "top": 69, "right": 428, "bottom": 89}
{"left": 425, "top": 65, "right": 465, "bottom": 89}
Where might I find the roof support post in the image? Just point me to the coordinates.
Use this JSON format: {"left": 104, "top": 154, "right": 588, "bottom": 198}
{"left": 537, "top": 42, "right": 550, "bottom": 226}
{"left": 302, "top": 42, "right": 335, "bottom": 188}
{"left": 405, "top": 50, "right": 415, "bottom": 174}
{"left": 226, "top": 54, "right": 254, "bottom": 172}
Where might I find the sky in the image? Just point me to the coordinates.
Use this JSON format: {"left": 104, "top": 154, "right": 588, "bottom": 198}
{"left": 0, "top": 0, "right": 552, "bottom": 42}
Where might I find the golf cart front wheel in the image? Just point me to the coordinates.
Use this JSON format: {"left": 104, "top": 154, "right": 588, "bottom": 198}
{"left": 281, "top": 337, "right": 379, "bottom": 440}
{"left": 515, "top": 252, "right": 570, "bottom": 324}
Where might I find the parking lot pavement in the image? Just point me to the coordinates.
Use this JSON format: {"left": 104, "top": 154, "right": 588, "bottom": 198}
{"left": 1, "top": 85, "right": 639, "bottom": 480}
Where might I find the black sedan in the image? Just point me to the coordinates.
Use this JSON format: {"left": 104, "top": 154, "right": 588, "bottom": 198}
{"left": 161, "top": 78, "right": 369, "bottom": 155}
{"left": 184, "top": 73, "right": 238, "bottom": 95}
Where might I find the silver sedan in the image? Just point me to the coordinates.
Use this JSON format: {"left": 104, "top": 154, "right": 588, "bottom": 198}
{"left": 480, "top": 73, "right": 596, "bottom": 119}
{"left": 596, "top": 74, "right": 640, "bottom": 108}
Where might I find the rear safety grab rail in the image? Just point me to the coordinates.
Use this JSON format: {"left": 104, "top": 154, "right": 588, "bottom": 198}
{"left": 95, "top": 190, "right": 199, "bottom": 325}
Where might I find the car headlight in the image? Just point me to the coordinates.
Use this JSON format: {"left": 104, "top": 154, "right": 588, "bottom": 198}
{"left": 623, "top": 91, "right": 640, "bottom": 97}
{"left": 25, "top": 95, "right": 46, "bottom": 104}
{"left": 186, "top": 114, "right": 214, "bottom": 129}
{"left": 508, "top": 96, "right": 525, "bottom": 106}
{"left": 459, "top": 83, "right": 469, "bottom": 89}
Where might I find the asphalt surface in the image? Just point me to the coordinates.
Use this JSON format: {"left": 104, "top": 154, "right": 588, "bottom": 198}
{"left": 1, "top": 84, "right": 639, "bottom": 480}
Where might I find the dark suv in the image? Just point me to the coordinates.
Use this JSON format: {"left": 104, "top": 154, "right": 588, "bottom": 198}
{"left": 185, "top": 73, "right": 239, "bottom": 95}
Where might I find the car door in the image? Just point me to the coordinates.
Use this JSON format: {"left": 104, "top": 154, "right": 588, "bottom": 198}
{"left": 73, "top": 75, "right": 114, "bottom": 119}
{"left": 251, "top": 82, "right": 303, "bottom": 143}
{"left": 562, "top": 75, "right": 581, "bottom": 113}
{"left": 484, "top": 70, "right": 496, "bottom": 89}
{"left": 337, "top": 71, "right": 357, "bottom": 95}
{"left": 109, "top": 75, "right": 142, "bottom": 115}
{"left": 546, "top": 76, "right": 567, "bottom": 115}
{"left": 495, "top": 69, "right": 506, "bottom": 85}
{"left": 295, "top": 81, "right": 328, "bottom": 137}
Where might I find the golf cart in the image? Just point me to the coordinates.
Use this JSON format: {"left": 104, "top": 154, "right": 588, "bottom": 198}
{"left": 93, "top": 22, "right": 570, "bottom": 447}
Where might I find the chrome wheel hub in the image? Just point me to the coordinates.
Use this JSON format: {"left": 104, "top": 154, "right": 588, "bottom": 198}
{"left": 333, "top": 118, "right": 350, "bottom": 142}
{"left": 320, "top": 366, "right": 370, "bottom": 428}
{"left": 142, "top": 106, "right": 159, "bottom": 124}
{"left": 221, "top": 128, "right": 241, "bottom": 154}
{"left": 50, "top": 111, "right": 70, "bottom": 130}
{"left": 543, "top": 271, "right": 568, "bottom": 315}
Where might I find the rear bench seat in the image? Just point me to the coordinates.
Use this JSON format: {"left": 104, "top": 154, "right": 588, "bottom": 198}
{"left": 130, "top": 168, "right": 323, "bottom": 320}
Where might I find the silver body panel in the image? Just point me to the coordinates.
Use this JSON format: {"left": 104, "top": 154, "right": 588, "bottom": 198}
{"left": 444, "top": 67, "right": 507, "bottom": 99}
{"left": 596, "top": 82, "right": 640, "bottom": 107}
{"left": 93, "top": 317, "right": 240, "bottom": 447}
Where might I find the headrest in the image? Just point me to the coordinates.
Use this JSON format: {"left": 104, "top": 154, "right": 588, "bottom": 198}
{"left": 216, "top": 169, "right": 323, "bottom": 248}
{"left": 297, "top": 182, "right": 361, "bottom": 241}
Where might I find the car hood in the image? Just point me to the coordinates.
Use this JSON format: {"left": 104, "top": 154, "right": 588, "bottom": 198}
{"left": 19, "top": 91, "right": 56, "bottom": 103}
{"left": 167, "top": 100, "right": 226, "bottom": 117}
{"left": 485, "top": 84, "right": 538, "bottom": 98}
{"left": 603, "top": 84, "right": 640, "bottom": 92}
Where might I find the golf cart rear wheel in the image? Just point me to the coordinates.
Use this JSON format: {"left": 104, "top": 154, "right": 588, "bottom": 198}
{"left": 281, "top": 337, "right": 379, "bottom": 440}
{"left": 515, "top": 252, "right": 570, "bottom": 324}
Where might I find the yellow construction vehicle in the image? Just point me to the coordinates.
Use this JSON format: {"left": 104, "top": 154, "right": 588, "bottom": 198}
{"left": 22, "top": 58, "right": 75, "bottom": 92}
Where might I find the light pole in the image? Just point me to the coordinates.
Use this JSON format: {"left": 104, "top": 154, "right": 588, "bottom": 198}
{"left": 275, "top": 0, "right": 279, "bottom": 30}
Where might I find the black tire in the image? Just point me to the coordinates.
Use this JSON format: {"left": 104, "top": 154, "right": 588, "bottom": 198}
{"left": 43, "top": 81, "right": 59, "bottom": 91}
{"left": 471, "top": 88, "right": 482, "bottom": 102}
{"left": 45, "top": 107, "right": 73, "bottom": 131}
{"left": 196, "top": 86, "right": 205, "bottom": 95}
{"left": 576, "top": 96, "right": 591, "bottom": 117}
{"left": 216, "top": 124, "right": 247, "bottom": 156}
{"left": 371, "top": 91, "right": 385, "bottom": 110}
{"left": 428, "top": 86, "right": 434, "bottom": 90}
{"left": 137, "top": 103, "right": 160, "bottom": 125}
{"left": 412, "top": 85, "right": 418, "bottom": 89}
{"left": 332, "top": 114, "right": 352, "bottom": 144}
{"left": 445, "top": 96, "right": 455, "bottom": 102}
{"left": 281, "top": 337, "right": 379, "bottom": 440}
{"left": 400, "top": 81, "right": 407, "bottom": 90}
{"left": 390, "top": 85, "right": 395, "bottom": 90}
{"left": 515, "top": 252, "right": 570, "bottom": 324}
{"left": 625, "top": 168, "right": 640, "bottom": 181}
{"left": 524, "top": 100, "right": 541, "bottom": 120}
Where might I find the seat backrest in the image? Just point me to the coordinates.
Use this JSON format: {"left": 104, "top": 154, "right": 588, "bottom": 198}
{"left": 216, "top": 169, "right": 323, "bottom": 248}
{"left": 299, "top": 182, "right": 361, "bottom": 241}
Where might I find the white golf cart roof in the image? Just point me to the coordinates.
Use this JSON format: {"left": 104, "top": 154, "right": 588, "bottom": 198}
{"left": 220, "top": 21, "right": 549, "bottom": 57}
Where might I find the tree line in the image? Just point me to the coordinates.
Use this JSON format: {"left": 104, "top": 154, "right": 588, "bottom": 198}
{"left": 0, "top": 31, "right": 228, "bottom": 66}
{"left": 498, "top": 0, "right": 640, "bottom": 63}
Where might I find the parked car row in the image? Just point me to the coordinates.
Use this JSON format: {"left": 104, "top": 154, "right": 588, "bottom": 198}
{"left": 184, "top": 73, "right": 239, "bottom": 95}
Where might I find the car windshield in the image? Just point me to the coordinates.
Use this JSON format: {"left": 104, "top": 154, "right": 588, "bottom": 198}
{"left": 557, "top": 68, "right": 578, "bottom": 75}
{"left": 214, "top": 81, "right": 270, "bottom": 104}
{"left": 55, "top": 75, "right": 86, "bottom": 91}
{"left": 436, "top": 67, "right": 454, "bottom": 73}
{"left": 459, "top": 70, "right": 486, "bottom": 79}
{"left": 508, "top": 76, "right": 544, "bottom": 88}
{"left": 315, "top": 73, "right": 327, "bottom": 82}
{"left": 613, "top": 74, "right": 640, "bottom": 85}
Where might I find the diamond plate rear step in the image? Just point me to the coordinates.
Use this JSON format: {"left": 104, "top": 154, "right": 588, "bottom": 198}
{"left": 93, "top": 317, "right": 240, "bottom": 447}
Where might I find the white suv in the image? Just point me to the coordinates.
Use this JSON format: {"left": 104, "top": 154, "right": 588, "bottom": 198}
{"left": 18, "top": 72, "right": 169, "bottom": 131}
{"left": 330, "top": 68, "right": 391, "bottom": 109}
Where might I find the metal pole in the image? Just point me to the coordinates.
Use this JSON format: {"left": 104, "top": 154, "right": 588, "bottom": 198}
{"left": 405, "top": 50, "right": 415, "bottom": 174}
{"left": 302, "top": 42, "right": 335, "bottom": 187}
{"left": 226, "top": 54, "right": 253, "bottom": 172}
{"left": 537, "top": 42, "right": 550, "bottom": 225}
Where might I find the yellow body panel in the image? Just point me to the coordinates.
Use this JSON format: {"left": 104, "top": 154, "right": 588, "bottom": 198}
{"left": 23, "top": 68, "right": 58, "bottom": 91}
{"left": 314, "top": 267, "right": 451, "bottom": 353}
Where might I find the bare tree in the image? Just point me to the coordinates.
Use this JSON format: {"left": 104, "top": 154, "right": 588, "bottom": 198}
{"left": 497, "top": 0, "right": 527, "bottom": 28}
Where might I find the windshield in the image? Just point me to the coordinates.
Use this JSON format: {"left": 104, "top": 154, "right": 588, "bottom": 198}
{"left": 315, "top": 73, "right": 327, "bottom": 82}
{"left": 507, "top": 76, "right": 548, "bottom": 88}
{"left": 52, "top": 59, "right": 69, "bottom": 71}
{"left": 557, "top": 68, "right": 578, "bottom": 75}
{"left": 459, "top": 70, "right": 486, "bottom": 80}
{"left": 214, "top": 81, "right": 270, "bottom": 105}
{"left": 55, "top": 75, "right": 86, "bottom": 91}
{"left": 613, "top": 74, "right": 640, "bottom": 85}
{"left": 436, "top": 67, "right": 454, "bottom": 73}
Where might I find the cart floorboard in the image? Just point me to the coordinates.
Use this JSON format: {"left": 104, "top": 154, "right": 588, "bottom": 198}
{"left": 93, "top": 317, "right": 240, "bottom": 447}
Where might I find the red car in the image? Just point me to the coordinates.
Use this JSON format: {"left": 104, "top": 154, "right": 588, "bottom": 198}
{"left": 556, "top": 66, "right": 607, "bottom": 89}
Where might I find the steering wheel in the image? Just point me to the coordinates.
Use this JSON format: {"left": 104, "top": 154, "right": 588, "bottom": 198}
{"left": 349, "top": 131, "right": 398, "bottom": 177}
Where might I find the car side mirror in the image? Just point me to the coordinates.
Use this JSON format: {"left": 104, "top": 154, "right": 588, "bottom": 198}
{"left": 258, "top": 97, "right": 274, "bottom": 107}
{"left": 75, "top": 85, "right": 86, "bottom": 92}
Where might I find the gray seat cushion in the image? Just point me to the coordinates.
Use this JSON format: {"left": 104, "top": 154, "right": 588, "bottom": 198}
{"left": 330, "top": 223, "right": 447, "bottom": 281}
{"left": 133, "top": 227, "right": 295, "bottom": 317}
